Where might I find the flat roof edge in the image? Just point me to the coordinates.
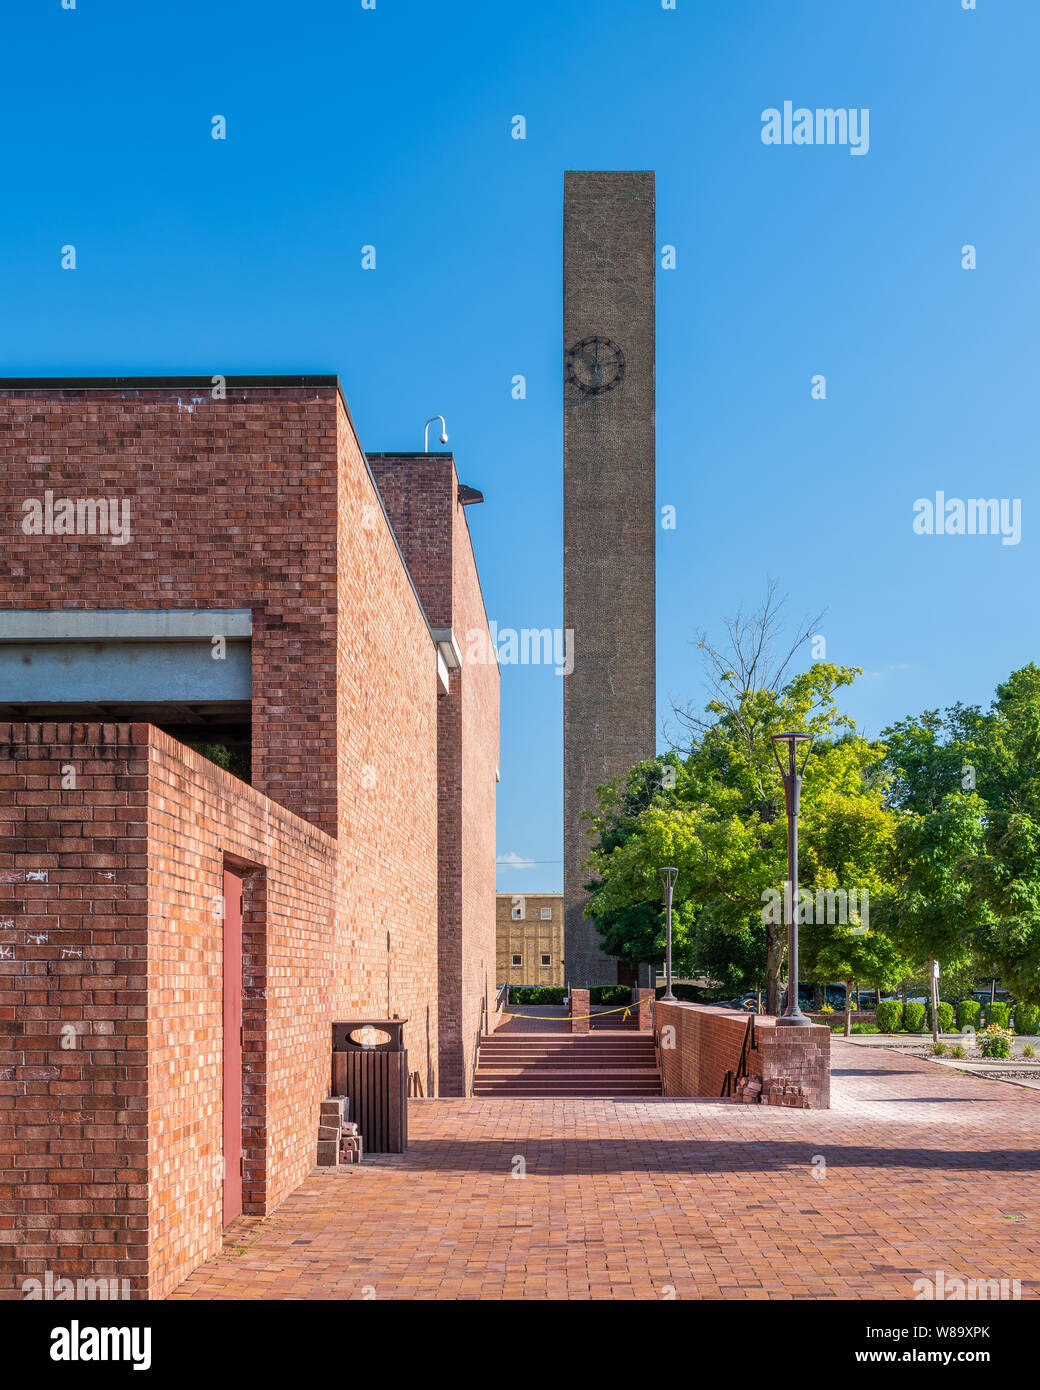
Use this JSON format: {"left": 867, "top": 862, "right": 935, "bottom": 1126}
{"left": 0, "top": 375, "right": 342, "bottom": 390}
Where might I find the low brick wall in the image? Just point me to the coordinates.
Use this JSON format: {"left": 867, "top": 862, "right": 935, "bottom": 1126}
{"left": 655, "top": 1002, "right": 830, "bottom": 1109}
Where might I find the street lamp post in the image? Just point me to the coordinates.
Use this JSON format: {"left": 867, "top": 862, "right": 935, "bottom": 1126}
{"left": 658, "top": 866, "right": 678, "bottom": 1002}
{"left": 770, "top": 731, "right": 814, "bottom": 1027}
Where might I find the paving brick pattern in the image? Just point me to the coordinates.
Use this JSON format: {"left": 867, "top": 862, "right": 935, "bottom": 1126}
{"left": 170, "top": 1043, "right": 1040, "bottom": 1300}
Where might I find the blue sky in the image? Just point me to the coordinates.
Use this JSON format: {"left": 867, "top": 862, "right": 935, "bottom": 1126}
{"left": 3, "top": 0, "right": 1037, "bottom": 894}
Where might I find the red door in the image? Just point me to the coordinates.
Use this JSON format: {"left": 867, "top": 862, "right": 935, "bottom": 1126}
{"left": 222, "top": 867, "right": 243, "bottom": 1224}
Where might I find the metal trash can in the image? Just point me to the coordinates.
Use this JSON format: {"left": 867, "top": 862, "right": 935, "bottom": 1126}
{"left": 331, "top": 1018, "right": 408, "bottom": 1153}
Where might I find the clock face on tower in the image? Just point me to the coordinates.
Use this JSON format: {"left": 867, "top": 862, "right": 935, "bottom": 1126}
{"left": 565, "top": 336, "right": 625, "bottom": 395}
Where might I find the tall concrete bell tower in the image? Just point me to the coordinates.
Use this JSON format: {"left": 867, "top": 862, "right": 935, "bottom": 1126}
{"left": 562, "top": 171, "right": 656, "bottom": 987}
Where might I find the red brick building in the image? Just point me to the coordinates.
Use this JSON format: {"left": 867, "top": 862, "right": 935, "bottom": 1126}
{"left": 0, "top": 377, "right": 499, "bottom": 1298}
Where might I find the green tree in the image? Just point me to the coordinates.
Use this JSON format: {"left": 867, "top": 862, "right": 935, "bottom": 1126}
{"left": 882, "top": 794, "right": 988, "bottom": 1041}
{"left": 581, "top": 755, "right": 691, "bottom": 974}
{"left": 964, "top": 666, "right": 1040, "bottom": 1005}
{"left": 880, "top": 666, "right": 1040, "bottom": 1010}
{"left": 585, "top": 664, "right": 900, "bottom": 1013}
{"left": 801, "top": 920, "right": 905, "bottom": 1036}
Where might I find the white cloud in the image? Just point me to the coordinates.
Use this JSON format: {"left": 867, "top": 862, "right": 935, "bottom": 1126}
{"left": 496, "top": 851, "right": 536, "bottom": 869}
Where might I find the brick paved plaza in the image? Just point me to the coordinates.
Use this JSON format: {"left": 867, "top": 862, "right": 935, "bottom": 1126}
{"left": 171, "top": 1043, "right": 1040, "bottom": 1301}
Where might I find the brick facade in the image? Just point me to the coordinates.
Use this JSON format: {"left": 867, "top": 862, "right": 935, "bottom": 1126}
{"left": 368, "top": 455, "right": 499, "bottom": 1097}
{"left": 0, "top": 723, "right": 340, "bottom": 1298}
{"left": 0, "top": 381, "right": 498, "bottom": 1293}
{"left": 495, "top": 892, "right": 564, "bottom": 986}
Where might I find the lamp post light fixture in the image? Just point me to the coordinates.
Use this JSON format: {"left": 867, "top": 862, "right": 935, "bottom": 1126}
{"left": 658, "top": 866, "right": 679, "bottom": 1002}
{"left": 424, "top": 416, "right": 448, "bottom": 451}
{"left": 770, "top": 730, "right": 815, "bottom": 1027}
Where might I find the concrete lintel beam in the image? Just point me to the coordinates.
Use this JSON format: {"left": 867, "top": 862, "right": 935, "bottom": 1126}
{"left": 0, "top": 609, "right": 253, "bottom": 643}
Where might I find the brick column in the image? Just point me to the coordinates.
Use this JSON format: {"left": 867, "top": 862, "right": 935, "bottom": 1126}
{"left": 570, "top": 988, "right": 590, "bottom": 1034}
{"left": 761, "top": 1025, "right": 831, "bottom": 1109}
{"left": 634, "top": 987, "right": 654, "bottom": 1032}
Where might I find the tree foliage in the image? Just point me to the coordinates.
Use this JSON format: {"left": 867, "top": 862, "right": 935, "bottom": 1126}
{"left": 583, "top": 579, "right": 1040, "bottom": 1013}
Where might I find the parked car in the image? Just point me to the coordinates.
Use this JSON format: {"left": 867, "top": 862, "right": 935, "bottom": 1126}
{"left": 779, "top": 987, "right": 814, "bottom": 1013}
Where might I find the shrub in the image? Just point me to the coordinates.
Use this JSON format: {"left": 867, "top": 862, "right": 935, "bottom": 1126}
{"left": 951, "top": 1044, "right": 965, "bottom": 1059}
{"left": 904, "top": 1001, "right": 927, "bottom": 1033}
{"left": 509, "top": 987, "right": 567, "bottom": 1006}
{"left": 817, "top": 1003, "right": 835, "bottom": 1014}
{"left": 985, "top": 1001, "right": 1010, "bottom": 1029}
{"left": 851, "top": 1024, "right": 879, "bottom": 1034}
{"left": 875, "top": 1000, "right": 903, "bottom": 1033}
{"left": 590, "top": 985, "right": 631, "bottom": 1005}
{"left": 1013, "top": 1003, "right": 1039, "bottom": 1035}
{"left": 978, "top": 1024, "right": 1014, "bottom": 1060}
{"left": 926, "top": 1001, "right": 955, "bottom": 1034}
{"left": 1023, "top": 1044, "right": 1036, "bottom": 1059}
{"left": 955, "top": 999, "right": 981, "bottom": 1031}
{"left": 188, "top": 741, "right": 251, "bottom": 781}
{"left": 932, "top": 1043, "right": 947, "bottom": 1056}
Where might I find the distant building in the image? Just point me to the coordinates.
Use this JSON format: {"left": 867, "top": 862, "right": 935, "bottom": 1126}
{"left": 496, "top": 892, "right": 564, "bottom": 986}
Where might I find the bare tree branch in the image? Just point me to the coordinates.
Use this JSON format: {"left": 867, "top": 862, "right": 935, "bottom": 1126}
{"left": 666, "top": 581, "right": 826, "bottom": 761}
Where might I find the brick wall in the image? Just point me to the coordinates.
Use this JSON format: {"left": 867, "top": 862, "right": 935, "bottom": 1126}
{"left": 0, "top": 723, "right": 151, "bottom": 1300}
{"left": 454, "top": 485, "right": 499, "bottom": 1094}
{"left": 655, "top": 1002, "right": 830, "bottom": 1109}
{"left": 0, "top": 385, "right": 343, "bottom": 836}
{"left": 144, "top": 726, "right": 338, "bottom": 1297}
{"left": 368, "top": 454, "right": 499, "bottom": 1096}
{"left": 334, "top": 425, "right": 441, "bottom": 1094}
{"left": 0, "top": 722, "right": 340, "bottom": 1300}
{"left": 0, "top": 384, "right": 446, "bottom": 1091}
{"left": 0, "top": 383, "right": 499, "bottom": 1292}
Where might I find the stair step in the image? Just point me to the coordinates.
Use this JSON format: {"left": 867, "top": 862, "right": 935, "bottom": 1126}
{"left": 474, "top": 1085, "right": 662, "bottom": 1093}
{"left": 473, "top": 1088, "right": 662, "bottom": 1097}
{"left": 474, "top": 1029, "right": 663, "bottom": 1097}
{"left": 480, "top": 1045, "right": 655, "bottom": 1050}
{"left": 476, "top": 1069, "right": 661, "bottom": 1078}
{"left": 479, "top": 1047, "right": 655, "bottom": 1055}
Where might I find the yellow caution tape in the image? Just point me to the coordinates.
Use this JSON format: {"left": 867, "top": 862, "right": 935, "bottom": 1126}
{"left": 490, "top": 998, "right": 653, "bottom": 1024}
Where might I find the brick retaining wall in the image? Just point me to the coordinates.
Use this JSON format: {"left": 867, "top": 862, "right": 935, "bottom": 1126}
{"left": 655, "top": 1002, "right": 830, "bottom": 1108}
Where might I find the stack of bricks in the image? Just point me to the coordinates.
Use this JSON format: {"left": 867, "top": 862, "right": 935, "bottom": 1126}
{"left": 763, "top": 1077, "right": 809, "bottom": 1108}
{"left": 315, "top": 1096, "right": 363, "bottom": 1166}
{"left": 734, "top": 1075, "right": 762, "bottom": 1103}
{"left": 316, "top": 1097, "right": 346, "bottom": 1166}
{"left": 340, "top": 1121, "right": 362, "bottom": 1165}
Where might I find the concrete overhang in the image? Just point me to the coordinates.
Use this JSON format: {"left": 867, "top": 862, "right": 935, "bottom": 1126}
{"left": 430, "top": 627, "right": 462, "bottom": 671}
{"left": 0, "top": 609, "right": 252, "bottom": 642}
{"left": 0, "top": 609, "right": 253, "bottom": 704}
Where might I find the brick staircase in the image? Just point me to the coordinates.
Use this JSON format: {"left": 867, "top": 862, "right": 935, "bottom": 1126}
{"left": 590, "top": 1005, "right": 639, "bottom": 1030}
{"left": 472, "top": 1031, "right": 662, "bottom": 1098}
